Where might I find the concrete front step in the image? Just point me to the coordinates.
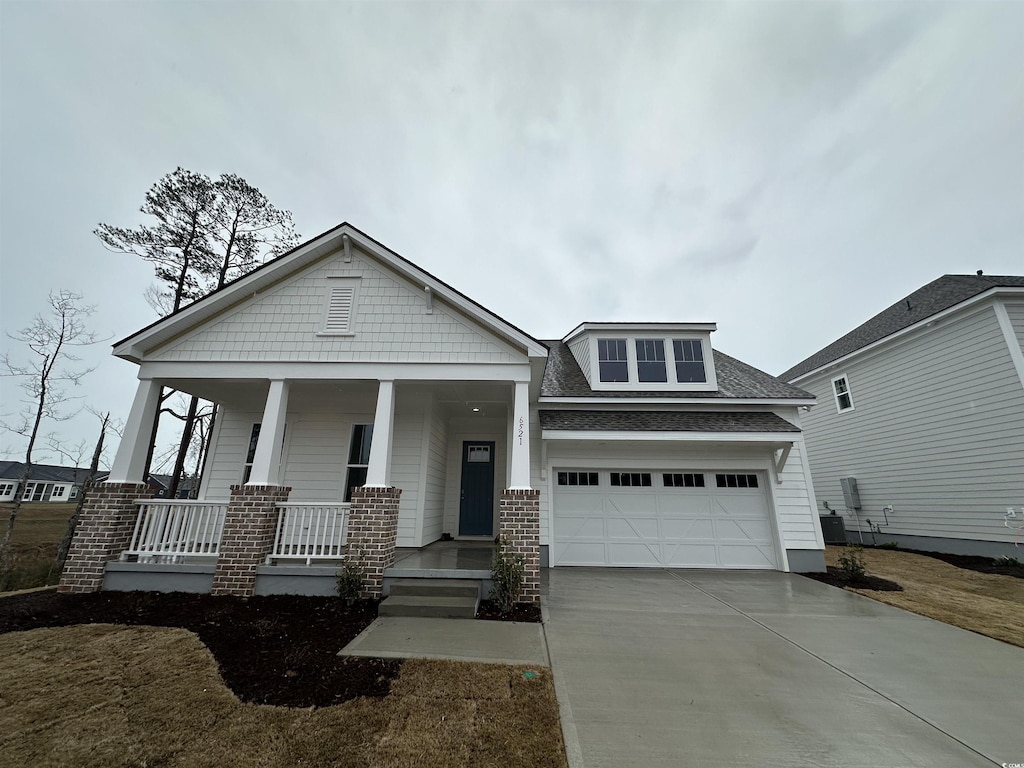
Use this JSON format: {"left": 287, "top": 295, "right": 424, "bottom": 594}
{"left": 378, "top": 594, "right": 479, "bottom": 619}
{"left": 388, "top": 578, "right": 481, "bottom": 599}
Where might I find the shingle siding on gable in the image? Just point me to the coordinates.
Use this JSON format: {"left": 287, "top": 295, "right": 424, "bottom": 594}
{"left": 146, "top": 250, "right": 525, "bottom": 364}
{"left": 799, "top": 304, "right": 1024, "bottom": 542}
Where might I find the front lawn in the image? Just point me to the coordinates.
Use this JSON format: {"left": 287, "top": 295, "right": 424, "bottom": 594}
{"left": 0, "top": 591, "right": 566, "bottom": 767}
{"left": 821, "top": 546, "right": 1024, "bottom": 648}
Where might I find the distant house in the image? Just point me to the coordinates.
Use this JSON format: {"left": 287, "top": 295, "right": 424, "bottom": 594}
{"left": 0, "top": 462, "right": 107, "bottom": 503}
{"left": 781, "top": 274, "right": 1024, "bottom": 558}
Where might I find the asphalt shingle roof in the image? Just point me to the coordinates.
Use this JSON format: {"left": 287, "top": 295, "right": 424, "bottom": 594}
{"left": 780, "top": 274, "right": 1024, "bottom": 382}
{"left": 540, "top": 340, "right": 812, "bottom": 400}
{"left": 0, "top": 461, "right": 101, "bottom": 484}
{"left": 539, "top": 410, "right": 800, "bottom": 433}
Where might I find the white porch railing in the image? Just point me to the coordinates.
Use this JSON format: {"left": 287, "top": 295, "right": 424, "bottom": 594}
{"left": 123, "top": 500, "right": 227, "bottom": 563}
{"left": 269, "top": 503, "right": 350, "bottom": 565}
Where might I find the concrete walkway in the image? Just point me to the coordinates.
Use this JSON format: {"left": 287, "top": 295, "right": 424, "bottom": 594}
{"left": 340, "top": 616, "right": 548, "bottom": 667}
{"left": 544, "top": 568, "right": 1024, "bottom": 768}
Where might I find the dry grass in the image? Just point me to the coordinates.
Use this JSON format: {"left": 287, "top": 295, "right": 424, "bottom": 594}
{"left": 0, "top": 503, "right": 74, "bottom": 591}
{"left": 0, "top": 624, "right": 566, "bottom": 768}
{"left": 825, "top": 546, "right": 1024, "bottom": 648}
{"left": 0, "top": 502, "right": 76, "bottom": 549}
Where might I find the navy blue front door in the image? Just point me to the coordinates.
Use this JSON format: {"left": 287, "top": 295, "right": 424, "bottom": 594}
{"left": 459, "top": 441, "right": 495, "bottom": 536}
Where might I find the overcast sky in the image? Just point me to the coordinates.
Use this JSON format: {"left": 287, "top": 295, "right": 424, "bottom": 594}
{"left": 1, "top": 0, "right": 1022, "bottom": 465}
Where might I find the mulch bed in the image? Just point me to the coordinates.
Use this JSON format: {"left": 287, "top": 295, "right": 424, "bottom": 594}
{"left": 892, "top": 548, "right": 1024, "bottom": 580}
{"left": 801, "top": 567, "right": 903, "bottom": 592}
{"left": 476, "top": 600, "right": 542, "bottom": 622}
{"left": 0, "top": 590, "right": 400, "bottom": 708}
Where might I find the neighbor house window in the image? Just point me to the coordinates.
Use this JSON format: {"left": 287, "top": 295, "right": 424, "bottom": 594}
{"left": 609, "top": 472, "right": 652, "bottom": 487}
{"left": 663, "top": 473, "right": 705, "bottom": 488}
{"left": 832, "top": 375, "right": 854, "bottom": 412}
{"left": 715, "top": 473, "right": 758, "bottom": 489}
{"left": 598, "top": 339, "right": 629, "bottom": 382}
{"left": 635, "top": 339, "right": 667, "bottom": 383}
{"left": 50, "top": 485, "right": 66, "bottom": 499}
{"left": 557, "top": 472, "right": 599, "bottom": 486}
{"left": 0, "top": 482, "right": 15, "bottom": 497}
{"left": 345, "top": 424, "right": 374, "bottom": 502}
{"left": 673, "top": 340, "right": 706, "bottom": 383}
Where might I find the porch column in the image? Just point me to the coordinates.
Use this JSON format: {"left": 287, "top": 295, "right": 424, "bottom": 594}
{"left": 107, "top": 379, "right": 161, "bottom": 483}
{"left": 211, "top": 483, "right": 292, "bottom": 596}
{"left": 508, "top": 379, "right": 531, "bottom": 489}
{"left": 364, "top": 379, "right": 395, "bottom": 487}
{"left": 247, "top": 379, "right": 289, "bottom": 486}
{"left": 348, "top": 379, "right": 400, "bottom": 599}
{"left": 58, "top": 482, "right": 151, "bottom": 593}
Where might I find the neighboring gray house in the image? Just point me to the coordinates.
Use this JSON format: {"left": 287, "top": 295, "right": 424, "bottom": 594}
{"left": 59, "top": 223, "right": 825, "bottom": 599}
{"left": 0, "top": 462, "right": 105, "bottom": 503}
{"left": 781, "top": 274, "right": 1024, "bottom": 558}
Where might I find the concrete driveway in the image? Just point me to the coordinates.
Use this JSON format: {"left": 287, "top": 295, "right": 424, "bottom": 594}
{"left": 543, "top": 568, "right": 1023, "bottom": 768}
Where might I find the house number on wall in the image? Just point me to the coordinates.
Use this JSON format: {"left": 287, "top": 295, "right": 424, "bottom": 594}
{"left": 518, "top": 417, "right": 525, "bottom": 445}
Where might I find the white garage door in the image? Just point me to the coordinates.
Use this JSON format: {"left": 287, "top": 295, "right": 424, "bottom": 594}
{"left": 553, "top": 470, "right": 779, "bottom": 569}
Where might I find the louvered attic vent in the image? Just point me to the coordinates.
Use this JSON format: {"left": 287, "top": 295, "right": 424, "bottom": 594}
{"left": 324, "top": 286, "right": 355, "bottom": 333}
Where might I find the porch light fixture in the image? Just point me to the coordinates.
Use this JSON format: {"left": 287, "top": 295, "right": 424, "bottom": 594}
{"left": 472, "top": 407, "right": 480, "bottom": 412}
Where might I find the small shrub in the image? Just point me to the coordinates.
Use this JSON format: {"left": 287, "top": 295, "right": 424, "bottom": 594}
{"left": 489, "top": 538, "right": 525, "bottom": 616}
{"left": 878, "top": 541, "right": 899, "bottom": 550}
{"left": 336, "top": 557, "right": 363, "bottom": 605}
{"left": 837, "top": 545, "right": 867, "bottom": 583}
{"left": 994, "top": 555, "right": 1024, "bottom": 569}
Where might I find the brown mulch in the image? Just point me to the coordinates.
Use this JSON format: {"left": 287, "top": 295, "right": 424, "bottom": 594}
{"left": 476, "top": 600, "right": 542, "bottom": 622}
{"left": 801, "top": 566, "right": 903, "bottom": 592}
{"left": 894, "top": 547, "right": 1024, "bottom": 580}
{"left": 0, "top": 590, "right": 400, "bottom": 708}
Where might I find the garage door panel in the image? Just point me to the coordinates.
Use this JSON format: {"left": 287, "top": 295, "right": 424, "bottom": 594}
{"left": 608, "top": 542, "right": 662, "bottom": 566}
{"left": 606, "top": 517, "right": 660, "bottom": 539}
{"left": 558, "top": 516, "right": 606, "bottom": 540}
{"left": 715, "top": 518, "right": 773, "bottom": 542}
{"left": 663, "top": 544, "right": 719, "bottom": 567}
{"left": 661, "top": 518, "right": 714, "bottom": 539}
{"left": 553, "top": 468, "right": 779, "bottom": 569}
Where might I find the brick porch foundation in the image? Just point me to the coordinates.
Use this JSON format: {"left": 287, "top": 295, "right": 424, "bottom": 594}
{"left": 347, "top": 486, "right": 402, "bottom": 599}
{"left": 58, "top": 482, "right": 152, "bottom": 593}
{"left": 499, "top": 489, "right": 541, "bottom": 603}
{"left": 210, "top": 484, "right": 291, "bottom": 596}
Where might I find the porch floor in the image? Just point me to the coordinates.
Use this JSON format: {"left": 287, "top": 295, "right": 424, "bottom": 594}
{"left": 387, "top": 540, "right": 494, "bottom": 579}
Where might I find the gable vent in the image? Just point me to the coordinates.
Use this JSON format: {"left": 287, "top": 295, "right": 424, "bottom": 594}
{"left": 325, "top": 287, "right": 355, "bottom": 333}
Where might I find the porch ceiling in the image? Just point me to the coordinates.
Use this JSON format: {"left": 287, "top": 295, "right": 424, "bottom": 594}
{"left": 153, "top": 378, "right": 512, "bottom": 417}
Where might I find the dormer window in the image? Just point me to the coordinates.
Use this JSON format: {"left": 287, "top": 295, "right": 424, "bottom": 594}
{"left": 598, "top": 339, "right": 628, "bottom": 382}
{"left": 636, "top": 339, "right": 667, "bottom": 383}
{"left": 673, "top": 339, "right": 706, "bottom": 383}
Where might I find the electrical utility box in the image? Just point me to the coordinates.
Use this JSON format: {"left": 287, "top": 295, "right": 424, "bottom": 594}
{"left": 840, "top": 477, "right": 861, "bottom": 509}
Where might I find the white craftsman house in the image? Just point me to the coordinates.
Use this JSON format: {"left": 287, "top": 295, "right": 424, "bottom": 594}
{"left": 59, "top": 223, "right": 825, "bottom": 600}
{"left": 782, "top": 274, "right": 1024, "bottom": 558}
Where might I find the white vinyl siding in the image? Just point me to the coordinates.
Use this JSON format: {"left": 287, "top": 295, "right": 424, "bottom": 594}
{"left": 798, "top": 304, "right": 1024, "bottom": 543}
{"left": 421, "top": 400, "right": 449, "bottom": 545}
{"left": 1005, "top": 299, "right": 1024, "bottom": 352}
{"left": 203, "top": 407, "right": 264, "bottom": 499}
{"left": 390, "top": 406, "right": 424, "bottom": 547}
{"left": 146, "top": 248, "right": 526, "bottom": 364}
{"left": 568, "top": 335, "right": 592, "bottom": 386}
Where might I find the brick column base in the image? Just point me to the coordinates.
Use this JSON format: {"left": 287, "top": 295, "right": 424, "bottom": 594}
{"left": 500, "top": 489, "right": 541, "bottom": 604}
{"left": 210, "top": 484, "right": 291, "bottom": 597}
{"left": 58, "top": 482, "right": 152, "bottom": 593}
{"left": 347, "top": 486, "right": 402, "bottom": 599}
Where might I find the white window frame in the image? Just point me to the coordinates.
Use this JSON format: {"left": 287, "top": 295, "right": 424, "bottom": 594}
{"left": 317, "top": 277, "right": 361, "bottom": 337}
{"left": 831, "top": 374, "right": 855, "bottom": 413}
{"left": 587, "top": 334, "right": 717, "bottom": 392}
